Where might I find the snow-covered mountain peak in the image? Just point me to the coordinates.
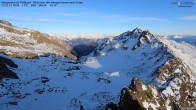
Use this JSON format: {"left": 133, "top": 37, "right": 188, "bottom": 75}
{"left": 132, "top": 27, "right": 143, "bottom": 33}
{"left": 80, "top": 29, "right": 196, "bottom": 110}
{"left": 119, "top": 28, "right": 154, "bottom": 43}
{"left": 119, "top": 28, "right": 143, "bottom": 39}
{"left": 137, "top": 30, "right": 154, "bottom": 42}
{"left": 93, "top": 28, "right": 158, "bottom": 55}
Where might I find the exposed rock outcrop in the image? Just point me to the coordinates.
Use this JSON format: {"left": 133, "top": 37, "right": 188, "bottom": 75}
{"left": 156, "top": 59, "right": 196, "bottom": 109}
{"left": 0, "top": 20, "right": 13, "bottom": 26}
{"left": 106, "top": 78, "right": 177, "bottom": 110}
{"left": 0, "top": 56, "right": 18, "bottom": 79}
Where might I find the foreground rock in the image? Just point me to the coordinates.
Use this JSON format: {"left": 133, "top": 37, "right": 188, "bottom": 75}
{"left": 106, "top": 78, "right": 177, "bottom": 110}
{"left": 0, "top": 56, "right": 18, "bottom": 79}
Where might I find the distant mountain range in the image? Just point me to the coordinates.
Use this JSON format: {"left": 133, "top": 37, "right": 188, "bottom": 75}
{"left": 50, "top": 34, "right": 112, "bottom": 57}
{"left": 167, "top": 35, "right": 196, "bottom": 46}
{"left": 0, "top": 20, "right": 195, "bottom": 110}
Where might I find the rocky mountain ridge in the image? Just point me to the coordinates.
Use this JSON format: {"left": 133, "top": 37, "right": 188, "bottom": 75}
{"left": 82, "top": 28, "right": 195, "bottom": 110}
{"left": 0, "top": 20, "right": 76, "bottom": 59}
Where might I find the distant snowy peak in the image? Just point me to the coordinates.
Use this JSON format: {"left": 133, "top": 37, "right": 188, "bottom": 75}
{"left": 173, "top": 35, "right": 183, "bottom": 39}
{"left": 0, "top": 20, "right": 76, "bottom": 59}
{"left": 168, "top": 35, "right": 188, "bottom": 39}
{"left": 166, "top": 35, "right": 196, "bottom": 46}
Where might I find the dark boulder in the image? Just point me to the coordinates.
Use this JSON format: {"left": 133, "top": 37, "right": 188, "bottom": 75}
{"left": 0, "top": 56, "right": 19, "bottom": 79}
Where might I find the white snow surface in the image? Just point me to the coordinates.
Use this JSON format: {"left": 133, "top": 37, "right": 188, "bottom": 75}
{"left": 142, "top": 100, "right": 160, "bottom": 110}
{"left": 142, "top": 85, "right": 147, "bottom": 91}
{"left": 0, "top": 54, "right": 128, "bottom": 110}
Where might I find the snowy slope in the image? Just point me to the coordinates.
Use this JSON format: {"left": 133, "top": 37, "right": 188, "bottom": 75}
{"left": 158, "top": 37, "right": 196, "bottom": 80}
{"left": 0, "top": 28, "right": 195, "bottom": 110}
{"left": 80, "top": 28, "right": 173, "bottom": 83}
{"left": 0, "top": 54, "right": 129, "bottom": 110}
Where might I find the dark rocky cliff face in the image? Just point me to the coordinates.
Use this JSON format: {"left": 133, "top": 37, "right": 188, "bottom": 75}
{"left": 0, "top": 56, "right": 18, "bottom": 80}
{"left": 106, "top": 78, "right": 177, "bottom": 110}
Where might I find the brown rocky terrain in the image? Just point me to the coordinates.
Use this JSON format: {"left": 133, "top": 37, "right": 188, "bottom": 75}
{"left": 0, "top": 20, "right": 76, "bottom": 59}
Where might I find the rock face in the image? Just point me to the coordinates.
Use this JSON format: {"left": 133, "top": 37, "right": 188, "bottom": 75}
{"left": 0, "top": 20, "right": 76, "bottom": 59}
{"left": 157, "top": 59, "right": 196, "bottom": 109}
{"left": 106, "top": 78, "right": 177, "bottom": 110}
{"left": 0, "top": 56, "right": 18, "bottom": 79}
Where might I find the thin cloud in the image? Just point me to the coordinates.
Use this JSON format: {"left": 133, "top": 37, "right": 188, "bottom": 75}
{"left": 0, "top": 15, "right": 31, "bottom": 21}
{"left": 101, "top": 14, "right": 167, "bottom": 22}
{"left": 56, "top": 10, "right": 168, "bottom": 22}
{"left": 102, "top": 15, "right": 126, "bottom": 19}
{"left": 180, "top": 16, "right": 196, "bottom": 20}
{"left": 14, "top": 22, "right": 36, "bottom": 25}
{"left": 37, "top": 18, "right": 89, "bottom": 24}
{"left": 129, "top": 17, "right": 167, "bottom": 21}
{"left": 58, "top": 12, "right": 82, "bottom": 17}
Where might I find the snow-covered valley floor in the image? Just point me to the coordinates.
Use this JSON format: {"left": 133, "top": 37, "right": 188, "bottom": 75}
{"left": 0, "top": 54, "right": 136, "bottom": 110}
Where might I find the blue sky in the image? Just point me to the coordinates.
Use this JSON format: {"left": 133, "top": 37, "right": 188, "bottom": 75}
{"left": 0, "top": 0, "right": 196, "bottom": 35}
